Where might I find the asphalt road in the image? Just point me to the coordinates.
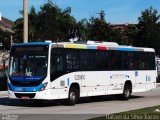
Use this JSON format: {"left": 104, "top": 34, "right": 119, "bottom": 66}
{"left": 0, "top": 86, "right": 160, "bottom": 120}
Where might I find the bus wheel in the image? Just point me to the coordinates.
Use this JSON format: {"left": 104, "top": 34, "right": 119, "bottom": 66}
{"left": 122, "top": 84, "right": 131, "bottom": 100}
{"left": 68, "top": 87, "right": 79, "bottom": 106}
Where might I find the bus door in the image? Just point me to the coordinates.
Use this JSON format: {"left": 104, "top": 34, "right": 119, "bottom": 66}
{"left": 134, "top": 71, "right": 145, "bottom": 91}
{"left": 108, "top": 51, "right": 125, "bottom": 94}
{"left": 80, "top": 50, "right": 107, "bottom": 96}
{"left": 145, "top": 53, "right": 156, "bottom": 90}
{"left": 134, "top": 53, "right": 146, "bottom": 91}
{"left": 109, "top": 71, "right": 127, "bottom": 94}
{"left": 92, "top": 51, "right": 110, "bottom": 96}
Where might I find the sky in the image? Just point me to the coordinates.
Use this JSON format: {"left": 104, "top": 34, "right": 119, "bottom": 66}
{"left": 0, "top": 0, "right": 160, "bottom": 24}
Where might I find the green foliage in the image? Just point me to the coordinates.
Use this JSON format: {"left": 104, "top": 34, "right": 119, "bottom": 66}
{"left": 125, "top": 25, "right": 138, "bottom": 45}
{"left": 87, "top": 10, "right": 111, "bottom": 41}
{"left": 28, "top": 5, "right": 38, "bottom": 41}
{"left": 12, "top": 2, "right": 160, "bottom": 55}
{"left": 89, "top": 105, "right": 160, "bottom": 120}
{"left": 13, "top": 18, "right": 23, "bottom": 43}
{"left": 133, "top": 7, "right": 160, "bottom": 55}
{"left": 77, "top": 19, "right": 88, "bottom": 40}
{"left": 13, "top": 0, "right": 77, "bottom": 42}
{"left": 0, "top": 29, "right": 11, "bottom": 50}
{"left": 34, "top": 1, "right": 77, "bottom": 41}
{"left": 110, "top": 29, "right": 124, "bottom": 44}
{"left": 12, "top": 1, "right": 125, "bottom": 44}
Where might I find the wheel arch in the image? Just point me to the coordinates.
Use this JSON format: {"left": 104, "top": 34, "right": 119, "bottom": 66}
{"left": 124, "top": 80, "right": 132, "bottom": 93}
{"left": 69, "top": 83, "right": 80, "bottom": 95}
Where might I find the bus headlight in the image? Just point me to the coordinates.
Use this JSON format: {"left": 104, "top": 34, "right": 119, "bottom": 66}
{"left": 39, "top": 82, "right": 48, "bottom": 91}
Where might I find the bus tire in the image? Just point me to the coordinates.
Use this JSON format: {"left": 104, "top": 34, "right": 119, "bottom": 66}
{"left": 67, "top": 87, "right": 79, "bottom": 106}
{"left": 121, "top": 84, "right": 131, "bottom": 100}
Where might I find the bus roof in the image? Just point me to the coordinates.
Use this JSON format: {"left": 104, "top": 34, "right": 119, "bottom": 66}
{"left": 52, "top": 42, "right": 155, "bottom": 52}
{"left": 12, "top": 41, "right": 155, "bottom": 52}
{"left": 13, "top": 42, "right": 51, "bottom": 46}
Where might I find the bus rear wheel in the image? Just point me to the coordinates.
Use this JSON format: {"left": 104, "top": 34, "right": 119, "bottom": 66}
{"left": 67, "top": 87, "right": 79, "bottom": 106}
{"left": 121, "top": 84, "right": 131, "bottom": 100}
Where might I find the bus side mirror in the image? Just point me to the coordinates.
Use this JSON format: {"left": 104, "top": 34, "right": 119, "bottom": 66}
{"left": 5, "top": 67, "right": 9, "bottom": 78}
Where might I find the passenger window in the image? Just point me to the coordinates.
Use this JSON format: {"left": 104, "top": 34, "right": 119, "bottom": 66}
{"left": 110, "top": 51, "right": 123, "bottom": 70}
{"left": 95, "top": 51, "right": 109, "bottom": 70}
{"left": 123, "top": 52, "right": 135, "bottom": 70}
{"left": 65, "top": 50, "right": 79, "bottom": 71}
{"left": 50, "top": 49, "right": 64, "bottom": 81}
{"left": 134, "top": 52, "right": 145, "bottom": 70}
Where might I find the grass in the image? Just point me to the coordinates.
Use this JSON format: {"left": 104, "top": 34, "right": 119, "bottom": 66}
{"left": 89, "top": 105, "right": 160, "bottom": 120}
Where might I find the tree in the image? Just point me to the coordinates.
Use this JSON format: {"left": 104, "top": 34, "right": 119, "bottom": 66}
{"left": 13, "top": 6, "right": 38, "bottom": 43}
{"left": 88, "top": 10, "right": 111, "bottom": 41}
{"left": 110, "top": 29, "right": 124, "bottom": 44}
{"left": 36, "top": 0, "right": 77, "bottom": 41}
{"left": 13, "top": 18, "right": 23, "bottom": 43}
{"left": 125, "top": 24, "right": 138, "bottom": 45}
{"left": 0, "top": 29, "right": 11, "bottom": 50}
{"left": 77, "top": 19, "right": 88, "bottom": 40}
{"left": 134, "top": 7, "right": 160, "bottom": 55}
{"left": 36, "top": 0, "right": 60, "bottom": 41}
{"left": 13, "top": 0, "right": 77, "bottom": 42}
{"left": 57, "top": 7, "right": 77, "bottom": 41}
{"left": 28, "top": 5, "right": 38, "bottom": 41}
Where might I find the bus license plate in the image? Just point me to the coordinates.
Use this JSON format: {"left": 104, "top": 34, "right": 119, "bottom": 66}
{"left": 21, "top": 96, "right": 29, "bottom": 100}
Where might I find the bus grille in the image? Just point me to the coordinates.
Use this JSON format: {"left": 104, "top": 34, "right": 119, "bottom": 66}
{"left": 15, "top": 93, "right": 36, "bottom": 98}
{"left": 10, "top": 80, "right": 42, "bottom": 87}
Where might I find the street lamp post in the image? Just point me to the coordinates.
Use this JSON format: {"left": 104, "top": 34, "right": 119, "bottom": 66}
{"left": 23, "top": 0, "right": 28, "bottom": 43}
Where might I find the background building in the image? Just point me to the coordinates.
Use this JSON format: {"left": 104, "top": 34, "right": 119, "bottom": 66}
{"left": 0, "top": 13, "right": 14, "bottom": 50}
{"left": 0, "top": 13, "right": 13, "bottom": 71}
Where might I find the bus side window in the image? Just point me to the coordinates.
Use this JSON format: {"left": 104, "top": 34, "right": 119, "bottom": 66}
{"left": 53, "top": 57, "right": 64, "bottom": 72}
{"left": 123, "top": 52, "right": 134, "bottom": 70}
{"left": 144, "top": 52, "right": 155, "bottom": 70}
{"left": 65, "top": 50, "right": 79, "bottom": 72}
{"left": 95, "top": 51, "right": 109, "bottom": 71}
{"left": 80, "top": 50, "right": 88, "bottom": 70}
{"left": 110, "top": 51, "right": 123, "bottom": 70}
{"left": 79, "top": 50, "right": 95, "bottom": 71}
{"left": 50, "top": 49, "right": 64, "bottom": 81}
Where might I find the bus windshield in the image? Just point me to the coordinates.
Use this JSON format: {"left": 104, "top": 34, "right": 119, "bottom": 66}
{"left": 9, "top": 45, "right": 48, "bottom": 77}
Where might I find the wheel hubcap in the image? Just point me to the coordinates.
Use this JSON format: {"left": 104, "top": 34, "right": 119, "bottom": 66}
{"left": 70, "top": 92, "right": 76, "bottom": 101}
{"left": 125, "top": 89, "right": 130, "bottom": 97}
